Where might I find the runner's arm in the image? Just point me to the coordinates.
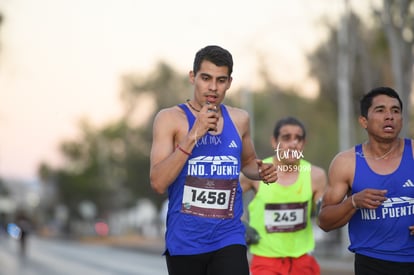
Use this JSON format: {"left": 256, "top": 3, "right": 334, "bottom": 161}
{"left": 318, "top": 151, "right": 356, "bottom": 231}
{"left": 150, "top": 109, "right": 195, "bottom": 194}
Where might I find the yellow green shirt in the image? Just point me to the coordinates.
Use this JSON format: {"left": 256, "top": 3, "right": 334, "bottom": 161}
{"left": 248, "top": 158, "right": 314, "bottom": 258}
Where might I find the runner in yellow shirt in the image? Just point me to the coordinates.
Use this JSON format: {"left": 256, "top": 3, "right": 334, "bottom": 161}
{"left": 241, "top": 116, "right": 327, "bottom": 275}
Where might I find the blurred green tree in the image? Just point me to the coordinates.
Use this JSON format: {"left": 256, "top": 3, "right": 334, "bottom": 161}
{"left": 38, "top": 62, "right": 192, "bottom": 223}
{"left": 375, "top": 0, "right": 414, "bottom": 135}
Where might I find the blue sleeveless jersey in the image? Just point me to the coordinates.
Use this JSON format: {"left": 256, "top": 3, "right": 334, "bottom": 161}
{"left": 349, "top": 138, "right": 414, "bottom": 262}
{"left": 165, "top": 104, "right": 245, "bottom": 256}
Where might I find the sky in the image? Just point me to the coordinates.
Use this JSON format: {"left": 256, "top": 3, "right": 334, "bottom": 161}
{"left": 0, "top": 0, "right": 373, "bottom": 181}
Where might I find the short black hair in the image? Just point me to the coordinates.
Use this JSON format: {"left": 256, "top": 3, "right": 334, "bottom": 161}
{"left": 193, "top": 45, "right": 233, "bottom": 76}
{"left": 273, "top": 116, "right": 306, "bottom": 139}
{"left": 360, "top": 87, "right": 403, "bottom": 118}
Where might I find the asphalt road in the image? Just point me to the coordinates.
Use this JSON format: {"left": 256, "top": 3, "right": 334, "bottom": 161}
{"left": 0, "top": 233, "right": 354, "bottom": 275}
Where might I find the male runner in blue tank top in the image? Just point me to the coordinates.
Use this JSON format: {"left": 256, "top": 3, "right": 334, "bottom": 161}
{"left": 150, "top": 45, "right": 278, "bottom": 275}
{"left": 318, "top": 87, "right": 414, "bottom": 275}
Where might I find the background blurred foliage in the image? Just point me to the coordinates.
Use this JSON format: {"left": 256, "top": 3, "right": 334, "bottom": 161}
{"left": 37, "top": 3, "right": 414, "bottom": 223}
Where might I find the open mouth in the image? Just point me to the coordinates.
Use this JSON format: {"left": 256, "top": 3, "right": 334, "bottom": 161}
{"left": 206, "top": 95, "right": 217, "bottom": 104}
{"left": 383, "top": 125, "right": 394, "bottom": 132}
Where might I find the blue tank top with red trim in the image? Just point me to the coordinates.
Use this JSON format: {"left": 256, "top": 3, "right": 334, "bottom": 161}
{"left": 349, "top": 138, "right": 414, "bottom": 262}
{"left": 165, "top": 104, "right": 245, "bottom": 256}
